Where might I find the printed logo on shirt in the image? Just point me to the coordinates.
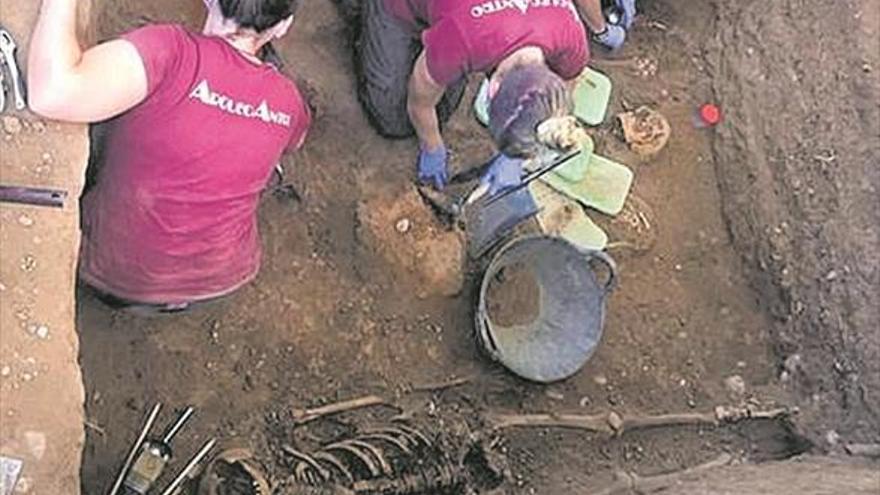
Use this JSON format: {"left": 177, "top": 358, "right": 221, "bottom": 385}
{"left": 189, "top": 79, "right": 292, "bottom": 128}
{"left": 469, "top": 0, "right": 579, "bottom": 19}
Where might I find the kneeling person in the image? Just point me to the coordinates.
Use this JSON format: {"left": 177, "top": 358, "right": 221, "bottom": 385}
{"left": 357, "top": 0, "right": 597, "bottom": 190}
{"left": 28, "top": 0, "right": 311, "bottom": 312}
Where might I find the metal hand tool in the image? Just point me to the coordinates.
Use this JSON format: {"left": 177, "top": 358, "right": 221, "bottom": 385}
{"left": 160, "top": 438, "right": 217, "bottom": 495}
{"left": 0, "top": 185, "right": 68, "bottom": 208}
{"left": 0, "top": 28, "right": 27, "bottom": 111}
{"left": 109, "top": 404, "right": 163, "bottom": 495}
{"left": 122, "top": 407, "right": 195, "bottom": 494}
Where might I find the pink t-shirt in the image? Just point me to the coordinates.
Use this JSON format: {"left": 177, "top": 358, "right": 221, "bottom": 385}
{"left": 385, "top": 0, "right": 589, "bottom": 86}
{"left": 80, "top": 24, "right": 310, "bottom": 304}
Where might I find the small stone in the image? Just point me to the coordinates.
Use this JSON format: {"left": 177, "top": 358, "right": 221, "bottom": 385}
{"left": 724, "top": 375, "right": 747, "bottom": 397}
{"left": 21, "top": 255, "right": 37, "bottom": 272}
{"left": 784, "top": 354, "right": 802, "bottom": 374}
{"left": 737, "top": 361, "right": 747, "bottom": 368}
{"left": 825, "top": 270, "right": 838, "bottom": 281}
{"left": 687, "top": 398, "right": 696, "bottom": 408}
{"left": 593, "top": 375, "right": 608, "bottom": 386}
{"left": 579, "top": 396, "right": 592, "bottom": 407}
{"left": 2, "top": 116, "right": 22, "bottom": 135}
{"left": 545, "top": 390, "right": 564, "bottom": 401}
{"left": 1, "top": 366, "right": 10, "bottom": 377}
{"left": 395, "top": 218, "right": 412, "bottom": 234}
{"left": 18, "top": 214, "right": 34, "bottom": 227}
{"left": 41, "top": 152, "right": 53, "bottom": 163}
{"left": 35, "top": 325, "right": 50, "bottom": 340}
{"left": 825, "top": 430, "right": 840, "bottom": 446}
{"left": 32, "top": 121, "right": 46, "bottom": 133}
{"left": 607, "top": 411, "right": 624, "bottom": 432}
{"left": 22, "top": 373, "right": 33, "bottom": 382}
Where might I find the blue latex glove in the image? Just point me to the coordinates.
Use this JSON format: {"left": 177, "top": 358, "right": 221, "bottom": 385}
{"left": 480, "top": 154, "right": 524, "bottom": 197}
{"left": 615, "top": 0, "right": 637, "bottom": 30}
{"left": 594, "top": 24, "right": 627, "bottom": 50}
{"left": 417, "top": 144, "right": 449, "bottom": 190}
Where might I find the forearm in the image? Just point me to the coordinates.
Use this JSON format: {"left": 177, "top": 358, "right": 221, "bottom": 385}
{"left": 407, "top": 95, "right": 443, "bottom": 150}
{"left": 407, "top": 54, "right": 446, "bottom": 150}
{"left": 575, "top": 0, "right": 607, "bottom": 33}
{"left": 28, "top": 0, "right": 84, "bottom": 103}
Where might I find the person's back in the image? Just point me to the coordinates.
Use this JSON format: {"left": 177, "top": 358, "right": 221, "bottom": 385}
{"left": 28, "top": 0, "right": 308, "bottom": 311}
{"left": 80, "top": 24, "right": 309, "bottom": 304}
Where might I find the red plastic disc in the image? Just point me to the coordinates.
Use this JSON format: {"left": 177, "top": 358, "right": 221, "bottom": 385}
{"left": 700, "top": 104, "right": 722, "bottom": 125}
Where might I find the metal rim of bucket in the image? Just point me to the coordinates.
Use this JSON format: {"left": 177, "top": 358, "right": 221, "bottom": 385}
{"left": 475, "top": 234, "right": 617, "bottom": 382}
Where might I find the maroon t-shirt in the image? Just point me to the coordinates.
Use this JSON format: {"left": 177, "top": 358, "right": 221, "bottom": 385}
{"left": 80, "top": 24, "right": 311, "bottom": 303}
{"left": 385, "top": 0, "right": 589, "bottom": 86}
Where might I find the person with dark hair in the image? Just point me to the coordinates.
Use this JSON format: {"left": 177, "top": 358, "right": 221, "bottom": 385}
{"left": 356, "top": 0, "right": 627, "bottom": 195}
{"left": 27, "top": 0, "right": 310, "bottom": 314}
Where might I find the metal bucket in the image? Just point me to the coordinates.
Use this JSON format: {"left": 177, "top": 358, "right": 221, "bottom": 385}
{"left": 476, "top": 236, "right": 617, "bottom": 383}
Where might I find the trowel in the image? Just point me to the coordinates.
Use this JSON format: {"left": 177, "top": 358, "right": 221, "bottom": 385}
{"left": 419, "top": 151, "right": 580, "bottom": 258}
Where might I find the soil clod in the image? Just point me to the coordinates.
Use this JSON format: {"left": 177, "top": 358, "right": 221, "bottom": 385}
{"left": 486, "top": 263, "right": 541, "bottom": 327}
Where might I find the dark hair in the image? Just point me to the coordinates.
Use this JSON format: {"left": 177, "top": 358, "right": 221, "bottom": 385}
{"left": 219, "top": 0, "right": 301, "bottom": 33}
{"left": 489, "top": 64, "right": 573, "bottom": 158}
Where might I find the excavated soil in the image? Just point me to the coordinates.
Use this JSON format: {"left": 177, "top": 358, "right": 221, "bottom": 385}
{"left": 486, "top": 263, "right": 541, "bottom": 328}
{"left": 65, "top": 0, "right": 878, "bottom": 493}
{"left": 707, "top": 0, "right": 880, "bottom": 447}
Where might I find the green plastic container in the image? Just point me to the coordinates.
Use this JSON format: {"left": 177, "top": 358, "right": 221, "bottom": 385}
{"left": 573, "top": 68, "right": 613, "bottom": 126}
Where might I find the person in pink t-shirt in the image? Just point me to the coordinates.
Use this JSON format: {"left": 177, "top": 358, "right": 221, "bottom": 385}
{"left": 356, "top": 0, "right": 636, "bottom": 193}
{"left": 27, "top": 0, "right": 311, "bottom": 314}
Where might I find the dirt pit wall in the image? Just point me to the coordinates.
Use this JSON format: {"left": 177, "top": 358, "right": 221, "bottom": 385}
{"left": 708, "top": 0, "right": 880, "bottom": 446}
{"left": 0, "top": 1, "right": 95, "bottom": 493}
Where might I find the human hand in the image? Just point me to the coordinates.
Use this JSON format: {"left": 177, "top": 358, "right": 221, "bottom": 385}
{"left": 615, "top": 0, "right": 637, "bottom": 30}
{"left": 417, "top": 144, "right": 449, "bottom": 190}
{"left": 481, "top": 154, "right": 524, "bottom": 197}
{"left": 594, "top": 24, "right": 626, "bottom": 51}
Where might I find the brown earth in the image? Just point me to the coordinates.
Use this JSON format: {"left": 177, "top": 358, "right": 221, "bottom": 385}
{"left": 486, "top": 263, "right": 541, "bottom": 328}
{"left": 1, "top": 0, "right": 877, "bottom": 492}
{"left": 707, "top": 0, "right": 880, "bottom": 447}
{"left": 77, "top": 1, "right": 792, "bottom": 493}
{"left": 669, "top": 455, "right": 880, "bottom": 495}
{"left": 357, "top": 185, "right": 466, "bottom": 298}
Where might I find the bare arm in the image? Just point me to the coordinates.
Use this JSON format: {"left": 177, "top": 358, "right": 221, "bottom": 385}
{"left": 574, "top": 0, "right": 608, "bottom": 33}
{"left": 28, "top": 0, "right": 148, "bottom": 122}
{"left": 407, "top": 52, "right": 446, "bottom": 151}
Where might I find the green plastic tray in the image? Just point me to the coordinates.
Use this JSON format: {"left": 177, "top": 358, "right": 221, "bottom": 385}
{"left": 541, "top": 152, "right": 633, "bottom": 216}
{"left": 573, "top": 67, "right": 612, "bottom": 126}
